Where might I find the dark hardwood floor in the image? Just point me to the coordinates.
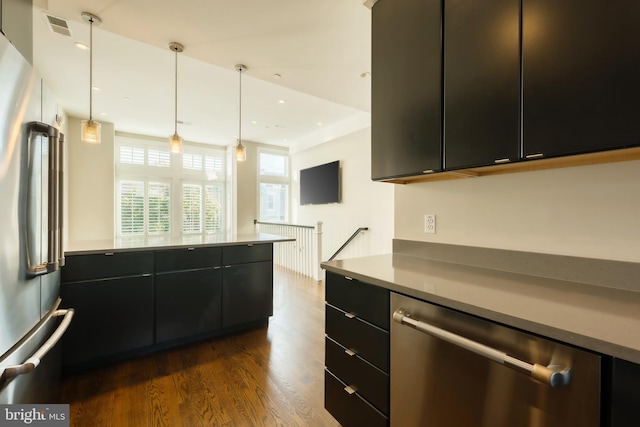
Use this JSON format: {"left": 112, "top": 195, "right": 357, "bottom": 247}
{"left": 60, "top": 267, "right": 341, "bottom": 427}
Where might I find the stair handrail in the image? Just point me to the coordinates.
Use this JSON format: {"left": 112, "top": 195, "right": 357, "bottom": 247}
{"left": 327, "top": 227, "right": 369, "bottom": 261}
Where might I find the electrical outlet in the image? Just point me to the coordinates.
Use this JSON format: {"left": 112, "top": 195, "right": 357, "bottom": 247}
{"left": 424, "top": 214, "right": 436, "bottom": 234}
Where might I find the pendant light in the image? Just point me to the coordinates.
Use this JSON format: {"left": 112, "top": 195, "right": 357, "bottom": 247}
{"left": 169, "top": 42, "right": 184, "bottom": 154}
{"left": 234, "top": 64, "right": 247, "bottom": 162}
{"left": 80, "top": 12, "right": 101, "bottom": 144}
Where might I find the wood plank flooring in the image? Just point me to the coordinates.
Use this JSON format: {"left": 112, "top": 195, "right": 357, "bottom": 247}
{"left": 60, "top": 267, "right": 341, "bottom": 427}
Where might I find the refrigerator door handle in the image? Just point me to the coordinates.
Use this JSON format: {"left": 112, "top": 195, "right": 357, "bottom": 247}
{"left": 0, "top": 306, "right": 74, "bottom": 389}
{"left": 393, "top": 308, "right": 572, "bottom": 387}
{"left": 25, "top": 121, "right": 61, "bottom": 277}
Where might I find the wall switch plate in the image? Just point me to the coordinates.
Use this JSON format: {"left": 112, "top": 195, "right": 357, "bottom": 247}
{"left": 424, "top": 214, "right": 436, "bottom": 234}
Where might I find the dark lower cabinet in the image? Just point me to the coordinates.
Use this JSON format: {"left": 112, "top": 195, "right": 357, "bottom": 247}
{"left": 324, "top": 272, "right": 390, "bottom": 427}
{"left": 609, "top": 358, "right": 640, "bottom": 427}
{"left": 155, "top": 268, "right": 222, "bottom": 343}
{"left": 60, "top": 275, "right": 154, "bottom": 367}
{"left": 222, "top": 261, "right": 273, "bottom": 328}
{"left": 61, "top": 243, "right": 274, "bottom": 370}
{"left": 523, "top": 0, "right": 640, "bottom": 158}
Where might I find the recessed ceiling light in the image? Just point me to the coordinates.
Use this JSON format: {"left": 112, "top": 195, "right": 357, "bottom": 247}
{"left": 278, "top": 99, "right": 286, "bottom": 104}
{"left": 100, "top": 112, "right": 107, "bottom": 116}
{"left": 252, "top": 120, "right": 258, "bottom": 124}
{"left": 75, "top": 42, "right": 89, "bottom": 50}
{"left": 317, "top": 122, "right": 323, "bottom": 126}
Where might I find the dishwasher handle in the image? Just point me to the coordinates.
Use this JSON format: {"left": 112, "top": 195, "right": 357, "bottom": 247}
{"left": 392, "top": 308, "right": 571, "bottom": 388}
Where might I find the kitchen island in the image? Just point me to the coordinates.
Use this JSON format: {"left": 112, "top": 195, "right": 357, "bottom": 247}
{"left": 321, "top": 240, "right": 640, "bottom": 427}
{"left": 61, "top": 233, "right": 293, "bottom": 372}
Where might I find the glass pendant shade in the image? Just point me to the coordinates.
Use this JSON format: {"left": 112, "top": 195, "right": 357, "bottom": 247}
{"left": 235, "top": 140, "right": 246, "bottom": 162}
{"left": 169, "top": 132, "right": 184, "bottom": 154}
{"left": 81, "top": 119, "right": 101, "bottom": 144}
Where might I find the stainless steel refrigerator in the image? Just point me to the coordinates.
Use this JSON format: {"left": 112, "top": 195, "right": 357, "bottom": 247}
{"left": 0, "top": 34, "right": 74, "bottom": 403}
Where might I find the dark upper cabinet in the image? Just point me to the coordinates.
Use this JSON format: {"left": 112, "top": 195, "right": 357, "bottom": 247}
{"left": 523, "top": 0, "right": 640, "bottom": 158}
{"left": 444, "top": 0, "right": 521, "bottom": 169}
{"left": 371, "top": 0, "right": 443, "bottom": 180}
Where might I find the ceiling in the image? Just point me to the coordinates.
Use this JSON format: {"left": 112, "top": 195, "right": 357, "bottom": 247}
{"left": 32, "top": 0, "right": 372, "bottom": 153}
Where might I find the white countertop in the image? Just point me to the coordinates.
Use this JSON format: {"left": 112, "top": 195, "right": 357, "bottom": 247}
{"left": 65, "top": 233, "right": 294, "bottom": 255}
{"left": 323, "top": 254, "right": 640, "bottom": 364}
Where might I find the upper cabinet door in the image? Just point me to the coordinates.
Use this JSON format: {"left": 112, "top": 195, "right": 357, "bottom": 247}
{"left": 444, "top": 0, "right": 521, "bottom": 170}
{"left": 523, "top": 0, "right": 640, "bottom": 158}
{"left": 371, "top": 0, "right": 443, "bottom": 180}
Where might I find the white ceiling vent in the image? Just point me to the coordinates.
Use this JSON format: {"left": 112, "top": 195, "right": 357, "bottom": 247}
{"left": 44, "top": 14, "right": 72, "bottom": 37}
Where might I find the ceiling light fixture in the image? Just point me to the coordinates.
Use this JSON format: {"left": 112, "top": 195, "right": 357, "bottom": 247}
{"left": 168, "top": 42, "right": 185, "bottom": 154}
{"left": 80, "top": 12, "right": 101, "bottom": 144}
{"left": 234, "top": 64, "right": 247, "bottom": 162}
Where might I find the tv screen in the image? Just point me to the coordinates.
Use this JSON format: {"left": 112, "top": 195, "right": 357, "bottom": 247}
{"left": 300, "top": 160, "right": 340, "bottom": 205}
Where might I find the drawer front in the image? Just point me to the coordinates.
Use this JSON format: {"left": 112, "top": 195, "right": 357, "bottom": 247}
{"left": 222, "top": 243, "right": 272, "bottom": 265}
{"left": 326, "top": 304, "right": 389, "bottom": 372}
{"left": 155, "top": 246, "right": 222, "bottom": 272}
{"left": 326, "top": 271, "right": 389, "bottom": 330}
{"left": 62, "top": 251, "right": 154, "bottom": 282}
{"left": 325, "top": 369, "right": 388, "bottom": 427}
{"left": 325, "top": 337, "right": 389, "bottom": 414}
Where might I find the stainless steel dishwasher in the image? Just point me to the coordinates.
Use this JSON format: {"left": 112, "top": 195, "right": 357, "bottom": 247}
{"left": 390, "top": 292, "right": 601, "bottom": 427}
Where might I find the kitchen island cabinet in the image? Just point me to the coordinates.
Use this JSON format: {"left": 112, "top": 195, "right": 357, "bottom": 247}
{"left": 61, "top": 234, "right": 289, "bottom": 371}
{"left": 155, "top": 247, "right": 222, "bottom": 344}
{"left": 60, "top": 251, "right": 155, "bottom": 368}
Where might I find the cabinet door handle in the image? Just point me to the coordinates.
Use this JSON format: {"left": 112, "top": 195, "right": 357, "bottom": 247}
{"left": 494, "top": 158, "right": 511, "bottom": 164}
{"left": 344, "top": 312, "right": 357, "bottom": 319}
{"left": 526, "top": 153, "right": 544, "bottom": 159}
{"left": 104, "top": 253, "right": 114, "bottom": 256}
{"left": 214, "top": 266, "right": 221, "bottom": 270}
{"left": 224, "top": 265, "right": 231, "bottom": 269}
{"left": 393, "top": 308, "right": 572, "bottom": 387}
{"left": 344, "top": 276, "right": 353, "bottom": 281}
{"left": 345, "top": 349, "right": 357, "bottom": 357}
{"left": 187, "top": 247, "right": 195, "bottom": 251}
{"left": 344, "top": 385, "right": 357, "bottom": 395}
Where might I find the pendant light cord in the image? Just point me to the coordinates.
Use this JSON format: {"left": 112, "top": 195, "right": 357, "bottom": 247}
{"left": 89, "top": 17, "right": 94, "bottom": 121}
{"left": 174, "top": 47, "right": 178, "bottom": 135}
{"left": 238, "top": 67, "right": 242, "bottom": 145}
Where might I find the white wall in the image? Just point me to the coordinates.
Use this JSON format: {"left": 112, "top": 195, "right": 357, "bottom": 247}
{"left": 291, "top": 127, "right": 394, "bottom": 261}
{"left": 395, "top": 160, "right": 640, "bottom": 262}
{"left": 67, "top": 116, "right": 115, "bottom": 242}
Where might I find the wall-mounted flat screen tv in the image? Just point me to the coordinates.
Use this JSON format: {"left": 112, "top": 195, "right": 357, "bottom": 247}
{"left": 300, "top": 160, "right": 340, "bottom": 205}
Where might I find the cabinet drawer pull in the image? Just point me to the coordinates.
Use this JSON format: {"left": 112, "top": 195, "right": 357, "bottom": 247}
{"left": 214, "top": 266, "right": 221, "bottom": 270}
{"left": 224, "top": 265, "right": 231, "bottom": 269}
{"left": 187, "top": 247, "right": 195, "bottom": 251}
{"left": 494, "top": 158, "right": 510, "bottom": 164}
{"left": 344, "top": 276, "right": 353, "bottom": 281}
{"left": 344, "top": 385, "right": 357, "bottom": 395}
{"left": 422, "top": 169, "right": 435, "bottom": 174}
{"left": 345, "top": 349, "right": 357, "bottom": 357}
{"left": 142, "top": 273, "right": 151, "bottom": 277}
{"left": 104, "top": 253, "right": 114, "bottom": 256}
{"left": 526, "top": 153, "right": 544, "bottom": 159}
{"left": 247, "top": 243, "right": 254, "bottom": 247}
{"left": 344, "top": 312, "right": 357, "bottom": 319}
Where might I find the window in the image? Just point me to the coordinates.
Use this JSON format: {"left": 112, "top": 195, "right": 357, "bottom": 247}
{"left": 115, "top": 134, "right": 226, "bottom": 237}
{"left": 258, "top": 149, "right": 289, "bottom": 222}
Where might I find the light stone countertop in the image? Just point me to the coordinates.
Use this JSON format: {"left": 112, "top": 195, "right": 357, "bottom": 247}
{"left": 322, "top": 253, "right": 640, "bottom": 364}
{"left": 65, "top": 233, "right": 294, "bottom": 255}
